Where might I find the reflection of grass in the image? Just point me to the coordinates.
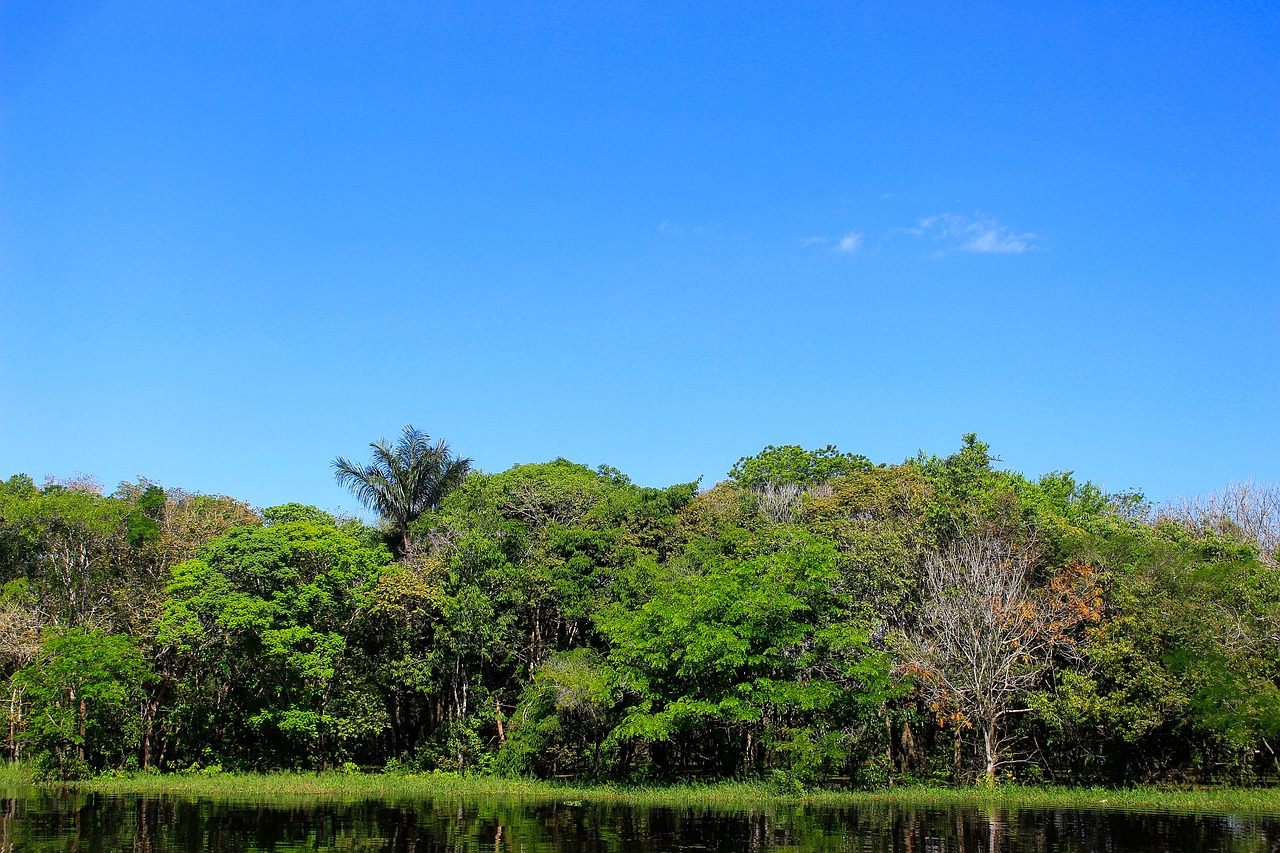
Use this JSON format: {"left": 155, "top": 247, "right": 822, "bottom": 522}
{"left": 2, "top": 767, "right": 1277, "bottom": 815}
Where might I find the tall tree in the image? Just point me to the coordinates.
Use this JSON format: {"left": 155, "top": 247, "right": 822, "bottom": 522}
{"left": 333, "top": 426, "right": 472, "bottom": 552}
{"left": 901, "top": 534, "right": 1098, "bottom": 783}
{"left": 155, "top": 515, "right": 391, "bottom": 769}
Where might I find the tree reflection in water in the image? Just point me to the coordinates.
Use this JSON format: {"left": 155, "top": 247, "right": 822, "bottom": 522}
{"left": 0, "top": 792, "right": 1272, "bottom": 852}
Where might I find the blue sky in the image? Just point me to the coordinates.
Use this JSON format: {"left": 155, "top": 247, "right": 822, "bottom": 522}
{"left": 2, "top": 1, "right": 1277, "bottom": 515}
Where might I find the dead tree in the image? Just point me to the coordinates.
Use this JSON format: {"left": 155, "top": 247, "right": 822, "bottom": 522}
{"left": 1163, "top": 480, "right": 1280, "bottom": 566}
{"left": 902, "top": 534, "right": 1096, "bottom": 783}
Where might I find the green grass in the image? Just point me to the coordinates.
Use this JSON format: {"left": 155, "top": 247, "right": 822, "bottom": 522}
{"left": 0, "top": 764, "right": 32, "bottom": 789}
{"left": 3, "top": 766, "right": 1278, "bottom": 815}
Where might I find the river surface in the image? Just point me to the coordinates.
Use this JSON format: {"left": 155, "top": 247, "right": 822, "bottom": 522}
{"left": 0, "top": 790, "right": 1275, "bottom": 852}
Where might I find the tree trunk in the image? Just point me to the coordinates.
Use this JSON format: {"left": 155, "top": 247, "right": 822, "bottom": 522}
{"left": 982, "top": 720, "right": 998, "bottom": 785}
{"left": 7, "top": 686, "right": 21, "bottom": 762}
{"left": 140, "top": 696, "right": 163, "bottom": 770}
{"left": 899, "top": 720, "right": 919, "bottom": 774}
{"left": 77, "top": 697, "right": 87, "bottom": 764}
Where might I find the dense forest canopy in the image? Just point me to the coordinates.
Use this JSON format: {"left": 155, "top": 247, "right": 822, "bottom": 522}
{"left": 0, "top": 432, "right": 1277, "bottom": 785}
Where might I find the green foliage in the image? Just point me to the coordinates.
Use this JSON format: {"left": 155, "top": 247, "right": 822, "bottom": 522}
{"left": 598, "top": 525, "right": 894, "bottom": 778}
{"left": 804, "top": 465, "right": 934, "bottom": 622}
{"left": 500, "top": 648, "right": 620, "bottom": 777}
{"left": 729, "top": 444, "right": 872, "bottom": 489}
{"left": 124, "top": 484, "right": 166, "bottom": 548}
{"left": 17, "top": 628, "right": 150, "bottom": 779}
{"left": 333, "top": 425, "right": 472, "bottom": 551}
{"left": 156, "top": 520, "right": 391, "bottom": 768}
{"left": 1029, "top": 521, "right": 1280, "bottom": 783}
{"left": 0, "top": 480, "right": 131, "bottom": 627}
{"left": 263, "top": 503, "right": 336, "bottom": 526}
{"left": 0, "top": 474, "right": 38, "bottom": 501}
{"left": 0, "top": 436, "right": 1275, "bottom": 787}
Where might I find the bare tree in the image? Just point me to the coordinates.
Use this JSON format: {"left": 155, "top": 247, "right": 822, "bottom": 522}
{"left": 752, "top": 481, "right": 835, "bottom": 525}
{"left": 1163, "top": 480, "right": 1280, "bottom": 566}
{"left": 157, "top": 489, "right": 262, "bottom": 567}
{"left": 754, "top": 481, "right": 805, "bottom": 524}
{"left": 901, "top": 534, "right": 1097, "bottom": 783}
{"left": 0, "top": 599, "right": 41, "bottom": 760}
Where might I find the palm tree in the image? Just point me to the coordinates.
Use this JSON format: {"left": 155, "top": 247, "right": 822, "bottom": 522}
{"left": 332, "top": 425, "right": 472, "bottom": 552}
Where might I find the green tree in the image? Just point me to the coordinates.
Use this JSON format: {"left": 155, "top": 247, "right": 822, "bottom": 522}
{"left": 729, "top": 444, "right": 871, "bottom": 489}
{"left": 156, "top": 517, "right": 391, "bottom": 769}
{"left": 378, "top": 460, "right": 693, "bottom": 774}
{"left": 333, "top": 426, "right": 472, "bottom": 553}
{"left": 17, "top": 628, "right": 150, "bottom": 779}
{"left": 598, "top": 526, "right": 893, "bottom": 783}
{"left": 500, "top": 648, "right": 621, "bottom": 777}
{"left": 0, "top": 480, "right": 130, "bottom": 628}
{"left": 1031, "top": 521, "right": 1280, "bottom": 783}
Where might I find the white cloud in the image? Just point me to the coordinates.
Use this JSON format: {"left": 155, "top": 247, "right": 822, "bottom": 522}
{"left": 659, "top": 219, "right": 704, "bottom": 236}
{"left": 808, "top": 214, "right": 1036, "bottom": 258}
{"left": 836, "top": 232, "right": 863, "bottom": 253}
{"left": 803, "top": 231, "right": 863, "bottom": 254}
{"left": 914, "top": 213, "right": 1039, "bottom": 254}
{"left": 964, "top": 226, "right": 1033, "bottom": 253}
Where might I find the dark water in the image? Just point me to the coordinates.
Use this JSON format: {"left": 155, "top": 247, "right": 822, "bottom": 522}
{"left": 0, "top": 791, "right": 1275, "bottom": 852}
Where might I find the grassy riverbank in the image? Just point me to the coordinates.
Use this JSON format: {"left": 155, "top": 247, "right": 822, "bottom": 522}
{"left": 1, "top": 766, "right": 1276, "bottom": 815}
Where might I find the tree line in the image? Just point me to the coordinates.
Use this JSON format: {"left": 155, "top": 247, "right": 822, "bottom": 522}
{"left": 0, "top": 428, "right": 1277, "bottom": 785}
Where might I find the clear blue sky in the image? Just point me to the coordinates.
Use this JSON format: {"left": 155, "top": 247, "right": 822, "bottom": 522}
{"left": 2, "top": 1, "right": 1277, "bottom": 515}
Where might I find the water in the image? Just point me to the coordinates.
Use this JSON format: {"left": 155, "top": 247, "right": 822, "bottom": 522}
{"left": 0, "top": 791, "right": 1275, "bottom": 852}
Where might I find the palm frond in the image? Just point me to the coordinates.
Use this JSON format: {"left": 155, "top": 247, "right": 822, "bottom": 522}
{"left": 332, "top": 425, "right": 471, "bottom": 547}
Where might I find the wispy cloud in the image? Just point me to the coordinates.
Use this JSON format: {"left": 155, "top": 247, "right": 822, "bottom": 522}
{"left": 914, "top": 213, "right": 1039, "bottom": 254}
{"left": 836, "top": 231, "right": 863, "bottom": 253}
{"left": 806, "top": 214, "right": 1037, "bottom": 257}
{"left": 658, "top": 219, "right": 703, "bottom": 236}
{"left": 804, "top": 231, "right": 863, "bottom": 254}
